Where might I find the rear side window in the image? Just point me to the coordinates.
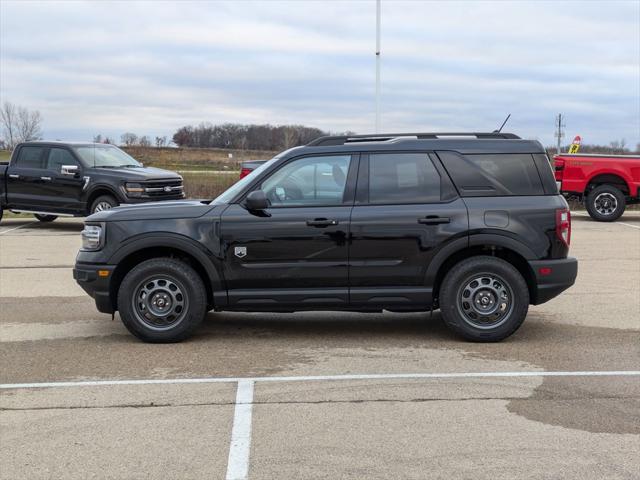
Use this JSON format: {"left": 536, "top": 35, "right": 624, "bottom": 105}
{"left": 47, "top": 148, "right": 77, "bottom": 171}
{"left": 438, "top": 152, "right": 544, "bottom": 196}
{"left": 369, "top": 153, "right": 441, "bottom": 204}
{"left": 15, "top": 146, "right": 45, "bottom": 168}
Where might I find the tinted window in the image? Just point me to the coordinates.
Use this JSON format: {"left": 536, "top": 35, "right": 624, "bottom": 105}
{"left": 47, "top": 148, "right": 77, "bottom": 171}
{"left": 467, "top": 154, "right": 543, "bottom": 195}
{"left": 369, "top": 153, "right": 441, "bottom": 204}
{"left": 261, "top": 155, "right": 351, "bottom": 206}
{"left": 438, "top": 152, "right": 544, "bottom": 196}
{"left": 16, "top": 146, "right": 45, "bottom": 168}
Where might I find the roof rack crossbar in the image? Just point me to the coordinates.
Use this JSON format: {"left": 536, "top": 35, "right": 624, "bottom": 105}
{"left": 307, "top": 132, "right": 521, "bottom": 146}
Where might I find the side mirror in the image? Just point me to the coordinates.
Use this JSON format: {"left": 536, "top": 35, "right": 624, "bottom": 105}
{"left": 245, "top": 190, "right": 270, "bottom": 211}
{"left": 61, "top": 165, "right": 79, "bottom": 177}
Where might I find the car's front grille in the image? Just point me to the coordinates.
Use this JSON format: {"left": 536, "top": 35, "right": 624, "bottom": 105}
{"left": 142, "top": 179, "right": 184, "bottom": 198}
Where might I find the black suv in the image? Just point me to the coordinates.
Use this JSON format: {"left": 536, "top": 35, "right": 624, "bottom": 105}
{"left": 74, "top": 132, "right": 578, "bottom": 343}
{"left": 0, "top": 142, "right": 183, "bottom": 222}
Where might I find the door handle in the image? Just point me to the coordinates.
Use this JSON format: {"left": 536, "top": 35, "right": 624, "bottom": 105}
{"left": 8, "top": 174, "right": 19, "bottom": 179}
{"left": 418, "top": 215, "right": 450, "bottom": 225}
{"left": 306, "top": 218, "right": 338, "bottom": 227}
{"left": 40, "top": 176, "right": 52, "bottom": 181}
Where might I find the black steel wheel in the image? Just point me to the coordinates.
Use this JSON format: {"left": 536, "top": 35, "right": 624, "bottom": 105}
{"left": 439, "top": 256, "right": 529, "bottom": 342}
{"left": 586, "top": 184, "right": 626, "bottom": 222}
{"left": 118, "top": 258, "right": 207, "bottom": 342}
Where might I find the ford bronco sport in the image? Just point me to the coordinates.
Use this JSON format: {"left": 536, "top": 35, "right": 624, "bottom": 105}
{"left": 74, "top": 132, "right": 578, "bottom": 343}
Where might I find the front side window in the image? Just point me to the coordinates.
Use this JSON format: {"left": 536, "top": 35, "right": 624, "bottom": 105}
{"left": 73, "top": 145, "right": 141, "bottom": 168}
{"left": 47, "top": 148, "right": 77, "bottom": 171}
{"left": 261, "top": 155, "right": 351, "bottom": 207}
{"left": 368, "top": 153, "right": 441, "bottom": 204}
{"left": 16, "top": 146, "right": 45, "bottom": 168}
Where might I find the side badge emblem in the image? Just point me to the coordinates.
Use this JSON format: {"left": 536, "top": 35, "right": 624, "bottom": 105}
{"left": 234, "top": 246, "right": 247, "bottom": 258}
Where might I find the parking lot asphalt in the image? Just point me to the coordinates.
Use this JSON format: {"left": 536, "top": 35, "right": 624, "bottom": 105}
{"left": 1, "top": 213, "right": 639, "bottom": 479}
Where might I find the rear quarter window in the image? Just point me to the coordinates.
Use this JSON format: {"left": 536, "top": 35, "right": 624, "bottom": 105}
{"left": 437, "top": 151, "right": 544, "bottom": 196}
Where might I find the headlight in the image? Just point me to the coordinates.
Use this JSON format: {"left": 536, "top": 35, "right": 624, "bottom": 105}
{"left": 124, "top": 182, "right": 144, "bottom": 197}
{"left": 81, "top": 224, "right": 104, "bottom": 251}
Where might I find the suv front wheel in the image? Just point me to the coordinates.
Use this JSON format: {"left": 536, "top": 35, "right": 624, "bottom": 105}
{"left": 117, "top": 258, "right": 207, "bottom": 342}
{"left": 439, "top": 256, "right": 529, "bottom": 342}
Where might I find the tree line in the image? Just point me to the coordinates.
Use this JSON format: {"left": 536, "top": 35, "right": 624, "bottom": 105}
{"left": 171, "top": 123, "right": 345, "bottom": 150}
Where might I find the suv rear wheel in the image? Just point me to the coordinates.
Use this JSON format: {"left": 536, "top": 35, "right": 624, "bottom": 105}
{"left": 117, "top": 258, "right": 207, "bottom": 343}
{"left": 439, "top": 256, "right": 529, "bottom": 342}
{"left": 585, "top": 184, "right": 626, "bottom": 222}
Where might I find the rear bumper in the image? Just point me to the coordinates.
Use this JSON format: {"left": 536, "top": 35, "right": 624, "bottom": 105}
{"left": 528, "top": 257, "right": 578, "bottom": 305}
{"left": 73, "top": 263, "right": 116, "bottom": 314}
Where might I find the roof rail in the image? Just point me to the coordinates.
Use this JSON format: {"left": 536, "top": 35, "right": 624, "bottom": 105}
{"left": 307, "top": 132, "right": 521, "bottom": 146}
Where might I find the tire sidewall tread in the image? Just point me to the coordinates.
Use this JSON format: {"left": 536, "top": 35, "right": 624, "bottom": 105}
{"left": 117, "top": 258, "right": 207, "bottom": 343}
{"left": 586, "top": 184, "right": 626, "bottom": 222}
{"left": 439, "top": 255, "right": 529, "bottom": 342}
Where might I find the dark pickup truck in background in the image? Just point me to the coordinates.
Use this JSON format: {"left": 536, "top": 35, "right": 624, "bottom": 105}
{"left": 0, "top": 141, "right": 184, "bottom": 222}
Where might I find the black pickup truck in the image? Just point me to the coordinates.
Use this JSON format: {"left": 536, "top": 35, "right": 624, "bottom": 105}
{"left": 0, "top": 141, "right": 184, "bottom": 222}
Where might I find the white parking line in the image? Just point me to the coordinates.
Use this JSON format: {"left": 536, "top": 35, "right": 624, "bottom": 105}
{"left": 226, "top": 380, "right": 255, "bottom": 480}
{"left": 1, "top": 370, "right": 639, "bottom": 390}
{"left": 571, "top": 212, "right": 640, "bottom": 229}
{"left": 0, "top": 221, "right": 36, "bottom": 235}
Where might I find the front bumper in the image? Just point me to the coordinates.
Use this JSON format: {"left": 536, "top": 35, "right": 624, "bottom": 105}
{"left": 528, "top": 257, "right": 578, "bottom": 305}
{"left": 73, "top": 263, "right": 116, "bottom": 314}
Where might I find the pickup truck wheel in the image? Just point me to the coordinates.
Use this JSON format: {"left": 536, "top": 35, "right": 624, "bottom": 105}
{"left": 586, "top": 184, "right": 626, "bottom": 222}
{"left": 117, "top": 258, "right": 207, "bottom": 343}
{"left": 34, "top": 214, "right": 58, "bottom": 222}
{"left": 439, "top": 256, "right": 529, "bottom": 342}
{"left": 91, "top": 195, "right": 118, "bottom": 214}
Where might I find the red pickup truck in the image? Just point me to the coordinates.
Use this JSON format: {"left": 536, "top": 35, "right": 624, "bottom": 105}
{"left": 554, "top": 153, "right": 640, "bottom": 221}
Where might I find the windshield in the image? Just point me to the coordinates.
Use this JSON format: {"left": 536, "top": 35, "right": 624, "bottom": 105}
{"left": 73, "top": 145, "right": 142, "bottom": 168}
{"left": 212, "top": 157, "right": 278, "bottom": 204}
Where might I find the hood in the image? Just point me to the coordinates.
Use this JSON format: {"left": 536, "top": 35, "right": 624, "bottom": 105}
{"left": 87, "top": 199, "right": 216, "bottom": 222}
{"left": 88, "top": 166, "right": 182, "bottom": 181}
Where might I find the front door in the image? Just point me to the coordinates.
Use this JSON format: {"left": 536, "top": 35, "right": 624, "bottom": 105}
{"left": 220, "top": 154, "right": 357, "bottom": 309}
{"left": 349, "top": 152, "right": 468, "bottom": 308}
{"left": 42, "top": 147, "right": 85, "bottom": 212}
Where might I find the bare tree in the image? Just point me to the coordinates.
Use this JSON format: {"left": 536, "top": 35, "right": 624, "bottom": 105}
{"left": 93, "top": 134, "right": 103, "bottom": 143}
{"left": 16, "top": 106, "right": 43, "bottom": 143}
{"left": 139, "top": 135, "right": 151, "bottom": 147}
{"left": 1, "top": 101, "right": 43, "bottom": 149}
{"left": 155, "top": 136, "right": 167, "bottom": 148}
{"left": 121, "top": 132, "right": 138, "bottom": 146}
{"left": 0, "top": 102, "right": 18, "bottom": 149}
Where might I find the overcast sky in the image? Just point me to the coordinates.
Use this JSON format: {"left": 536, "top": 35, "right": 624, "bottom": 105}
{"left": 1, "top": 0, "right": 639, "bottom": 147}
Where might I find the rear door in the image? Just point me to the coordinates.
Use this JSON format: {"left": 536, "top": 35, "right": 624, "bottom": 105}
{"left": 5, "top": 145, "right": 48, "bottom": 210}
{"left": 349, "top": 152, "right": 468, "bottom": 308}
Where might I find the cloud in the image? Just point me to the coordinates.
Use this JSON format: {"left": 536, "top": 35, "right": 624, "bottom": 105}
{"left": 1, "top": 0, "right": 638, "bottom": 146}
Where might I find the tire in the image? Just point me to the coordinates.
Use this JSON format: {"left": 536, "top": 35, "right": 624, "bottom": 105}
{"left": 117, "top": 258, "right": 207, "bottom": 343}
{"left": 439, "top": 256, "right": 529, "bottom": 342}
{"left": 585, "top": 184, "right": 626, "bottom": 222}
{"left": 34, "top": 214, "right": 58, "bottom": 222}
{"left": 90, "top": 195, "right": 118, "bottom": 214}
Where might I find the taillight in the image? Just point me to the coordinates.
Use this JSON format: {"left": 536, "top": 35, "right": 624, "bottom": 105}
{"left": 556, "top": 208, "right": 571, "bottom": 247}
{"left": 239, "top": 167, "right": 252, "bottom": 179}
